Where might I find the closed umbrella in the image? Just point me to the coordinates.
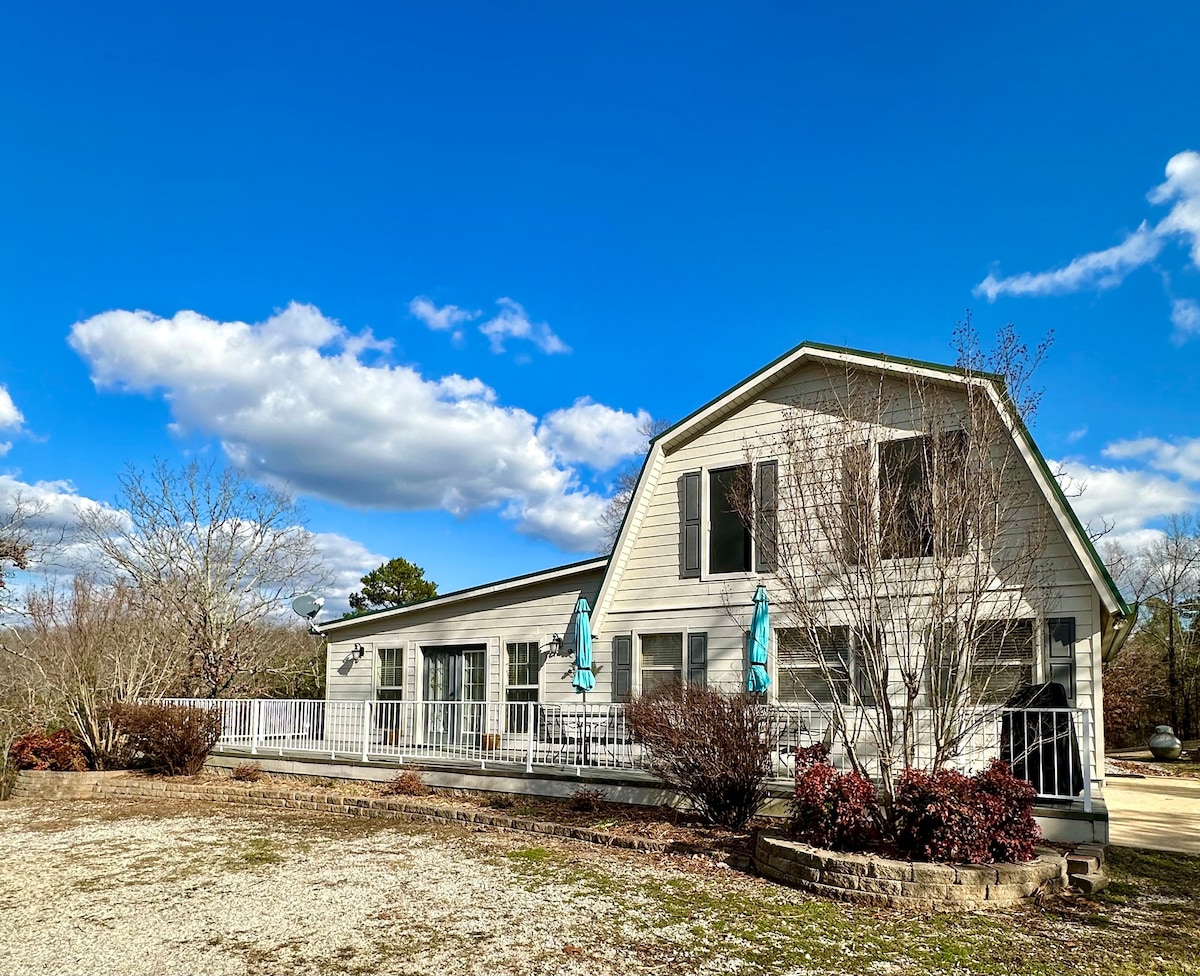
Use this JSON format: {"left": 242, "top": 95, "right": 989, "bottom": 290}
{"left": 572, "top": 597, "right": 595, "bottom": 694}
{"left": 747, "top": 585, "right": 771, "bottom": 694}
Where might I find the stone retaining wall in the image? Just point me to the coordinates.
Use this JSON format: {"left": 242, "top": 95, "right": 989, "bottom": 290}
{"left": 755, "top": 832, "right": 1066, "bottom": 910}
{"left": 11, "top": 770, "right": 129, "bottom": 800}
{"left": 90, "top": 777, "right": 671, "bottom": 852}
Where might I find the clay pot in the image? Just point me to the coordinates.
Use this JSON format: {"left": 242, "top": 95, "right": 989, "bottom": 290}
{"left": 1149, "top": 725, "right": 1183, "bottom": 761}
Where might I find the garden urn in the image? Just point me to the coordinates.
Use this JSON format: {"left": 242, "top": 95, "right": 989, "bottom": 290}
{"left": 1149, "top": 725, "right": 1183, "bottom": 761}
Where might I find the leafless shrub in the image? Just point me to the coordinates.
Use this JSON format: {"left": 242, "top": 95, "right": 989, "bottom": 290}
{"left": 111, "top": 702, "right": 222, "bottom": 776}
{"left": 230, "top": 762, "right": 264, "bottom": 783}
{"left": 379, "top": 770, "right": 431, "bottom": 797}
{"left": 626, "top": 687, "right": 771, "bottom": 830}
{"left": 568, "top": 788, "right": 607, "bottom": 812}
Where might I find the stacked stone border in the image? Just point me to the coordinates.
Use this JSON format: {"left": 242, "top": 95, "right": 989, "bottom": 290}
{"left": 755, "top": 831, "right": 1067, "bottom": 910}
{"left": 11, "top": 771, "right": 671, "bottom": 853}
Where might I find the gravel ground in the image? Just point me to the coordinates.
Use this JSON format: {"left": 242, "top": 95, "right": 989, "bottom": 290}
{"left": 0, "top": 798, "right": 766, "bottom": 976}
{"left": 3, "top": 796, "right": 1199, "bottom": 976}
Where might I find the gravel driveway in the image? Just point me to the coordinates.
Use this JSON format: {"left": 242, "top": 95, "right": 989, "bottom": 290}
{"left": 3, "top": 796, "right": 1199, "bottom": 976}
{"left": 0, "top": 798, "right": 771, "bottom": 976}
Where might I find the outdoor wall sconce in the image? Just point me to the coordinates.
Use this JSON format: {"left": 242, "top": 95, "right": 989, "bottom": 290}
{"left": 351, "top": 644, "right": 366, "bottom": 662}
{"left": 548, "top": 634, "right": 564, "bottom": 656}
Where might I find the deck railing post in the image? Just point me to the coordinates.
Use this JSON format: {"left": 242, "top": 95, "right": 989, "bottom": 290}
{"left": 1081, "top": 708, "right": 1092, "bottom": 814}
{"left": 525, "top": 702, "right": 535, "bottom": 773}
{"left": 250, "top": 700, "right": 261, "bottom": 756}
{"left": 361, "top": 701, "right": 373, "bottom": 762}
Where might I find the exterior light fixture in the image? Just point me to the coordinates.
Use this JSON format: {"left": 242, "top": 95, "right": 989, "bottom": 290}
{"left": 352, "top": 644, "right": 366, "bottom": 661}
{"left": 549, "top": 634, "right": 563, "bottom": 656}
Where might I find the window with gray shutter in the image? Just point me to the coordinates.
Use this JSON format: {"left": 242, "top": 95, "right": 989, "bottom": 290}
{"left": 681, "top": 471, "right": 701, "bottom": 578}
{"left": 613, "top": 635, "right": 633, "bottom": 703}
{"left": 756, "top": 460, "right": 777, "bottom": 572}
{"left": 687, "top": 633, "right": 708, "bottom": 687}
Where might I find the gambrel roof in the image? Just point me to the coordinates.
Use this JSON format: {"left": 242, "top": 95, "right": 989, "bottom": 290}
{"left": 590, "top": 341, "right": 1129, "bottom": 636}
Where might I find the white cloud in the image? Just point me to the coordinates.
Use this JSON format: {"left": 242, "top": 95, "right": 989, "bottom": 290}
{"left": 976, "top": 151, "right": 1200, "bottom": 313}
{"left": 1170, "top": 298, "right": 1200, "bottom": 345}
{"left": 1103, "top": 436, "right": 1200, "bottom": 482}
{"left": 479, "top": 298, "right": 570, "bottom": 355}
{"left": 409, "top": 297, "right": 480, "bottom": 335}
{"left": 310, "top": 531, "right": 387, "bottom": 616}
{"left": 976, "top": 222, "right": 1163, "bottom": 300}
{"left": 0, "top": 473, "right": 115, "bottom": 577}
{"left": 0, "top": 386, "right": 25, "bottom": 457}
{"left": 0, "top": 387, "right": 23, "bottom": 431}
{"left": 537, "top": 399, "right": 652, "bottom": 469}
{"left": 1066, "top": 426, "right": 1088, "bottom": 443}
{"left": 68, "top": 303, "right": 636, "bottom": 551}
{"left": 1054, "top": 457, "right": 1199, "bottom": 550}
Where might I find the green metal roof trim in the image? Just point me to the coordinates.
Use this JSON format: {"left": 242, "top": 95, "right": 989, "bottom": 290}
{"left": 641, "top": 339, "right": 1128, "bottom": 619}
{"left": 318, "top": 555, "right": 609, "bottom": 631}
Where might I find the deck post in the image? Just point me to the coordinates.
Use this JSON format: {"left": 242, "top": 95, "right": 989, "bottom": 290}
{"left": 250, "top": 700, "right": 261, "bottom": 756}
{"left": 361, "top": 701, "right": 373, "bottom": 763}
{"left": 1081, "top": 709, "right": 1092, "bottom": 814}
{"left": 525, "top": 702, "right": 535, "bottom": 773}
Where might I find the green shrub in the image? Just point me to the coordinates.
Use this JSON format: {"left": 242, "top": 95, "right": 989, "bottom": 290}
{"left": 9, "top": 729, "right": 88, "bottom": 771}
{"left": 111, "top": 702, "right": 222, "bottom": 776}
{"left": 625, "top": 686, "right": 771, "bottom": 830}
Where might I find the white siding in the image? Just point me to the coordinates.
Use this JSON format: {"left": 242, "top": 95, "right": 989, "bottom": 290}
{"left": 325, "top": 569, "right": 604, "bottom": 705}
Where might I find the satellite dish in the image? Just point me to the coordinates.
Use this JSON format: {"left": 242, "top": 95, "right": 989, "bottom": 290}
{"left": 291, "top": 594, "right": 325, "bottom": 621}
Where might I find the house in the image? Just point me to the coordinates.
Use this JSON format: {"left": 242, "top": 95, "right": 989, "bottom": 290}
{"left": 314, "top": 341, "right": 1128, "bottom": 836}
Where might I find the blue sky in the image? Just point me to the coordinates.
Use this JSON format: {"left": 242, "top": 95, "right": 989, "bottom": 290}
{"left": 1, "top": 2, "right": 1198, "bottom": 610}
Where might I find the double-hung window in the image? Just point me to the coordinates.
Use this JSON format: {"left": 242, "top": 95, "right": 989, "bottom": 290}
{"left": 876, "top": 432, "right": 968, "bottom": 560}
{"left": 970, "top": 619, "right": 1034, "bottom": 703}
{"left": 505, "top": 641, "right": 539, "bottom": 732}
{"left": 637, "top": 631, "right": 708, "bottom": 695}
{"left": 376, "top": 647, "right": 404, "bottom": 701}
{"left": 776, "top": 627, "right": 876, "bottom": 706}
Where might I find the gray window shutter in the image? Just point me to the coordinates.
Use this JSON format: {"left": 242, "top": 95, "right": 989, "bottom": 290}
{"left": 756, "top": 460, "right": 777, "bottom": 572}
{"left": 687, "top": 633, "right": 708, "bottom": 688}
{"left": 613, "top": 635, "right": 633, "bottom": 702}
{"left": 681, "top": 471, "right": 701, "bottom": 578}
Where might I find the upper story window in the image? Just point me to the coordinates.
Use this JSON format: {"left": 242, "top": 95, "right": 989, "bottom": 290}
{"left": 849, "top": 431, "right": 968, "bottom": 562}
{"left": 710, "top": 465, "right": 752, "bottom": 573}
{"left": 681, "top": 460, "right": 777, "bottom": 578}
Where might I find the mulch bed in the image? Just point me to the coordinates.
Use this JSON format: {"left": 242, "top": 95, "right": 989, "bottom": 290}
{"left": 198, "top": 770, "right": 765, "bottom": 864}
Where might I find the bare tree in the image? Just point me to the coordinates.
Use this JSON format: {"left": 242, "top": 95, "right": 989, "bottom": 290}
{"left": 0, "top": 493, "right": 38, "bottom": 613}
{"left": 0, "top": 576, "right": 190, "bottom": 767}
{"left": 1113, "top": 516, "right": 1200, "bottom": 734}
{"left": 598, "top": 417, "right": 672, "bottom": 552}
{"left": 78, "top": 460, "right": 331, "bottom": 697}
{"left": 733, "top": 328, "right": 1058, "bottom": 817}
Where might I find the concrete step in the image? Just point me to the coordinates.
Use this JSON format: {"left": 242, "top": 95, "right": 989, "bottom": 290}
{"left": 1072, "top": 872, "right": 1109, "bottom": 896}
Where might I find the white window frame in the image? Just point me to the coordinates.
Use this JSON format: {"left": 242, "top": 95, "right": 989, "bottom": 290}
{"left": 699, "top": 460, "right": 776, "bottom": 580}
{"left": 773, "top": 626, "right": 877, "bottom": 707}
{"left": 375, "top": 646, "right": 405, "bottom": 701}
{"left": 635, "top": 630, "right": 685, "bottom": 696}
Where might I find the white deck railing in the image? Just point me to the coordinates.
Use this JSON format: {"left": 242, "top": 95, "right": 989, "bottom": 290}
{"left": 160, "top": 698, "right": 1092, "bottom": 811}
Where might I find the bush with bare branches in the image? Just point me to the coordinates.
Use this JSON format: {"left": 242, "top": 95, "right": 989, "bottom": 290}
{"left": 625, "top": 687, "right": 771, "bottom": 830}
{"left": 111, "top": 702, "right": 222, "bottom": 776}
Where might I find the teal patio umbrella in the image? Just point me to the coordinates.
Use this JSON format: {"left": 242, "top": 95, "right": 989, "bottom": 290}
{"left": 572, "top": 597, "right": 596, "bottom": 694}
{"left": 747, "top": 585, "right": 771, "bottom": 694}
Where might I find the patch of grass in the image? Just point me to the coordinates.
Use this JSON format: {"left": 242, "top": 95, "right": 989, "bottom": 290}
{"left": 228, "top": 836, "right": 284, "bottom": 868}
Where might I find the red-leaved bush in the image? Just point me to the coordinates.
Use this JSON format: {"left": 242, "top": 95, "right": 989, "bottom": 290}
{"left": 892, "top": 760, "right": 1039, "bottom": 863}
{"left": 9, "top": 729, "right": 88, "bottom": 771}
{"left": 790, "top": 755, "right": 879, "bottom": 851}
